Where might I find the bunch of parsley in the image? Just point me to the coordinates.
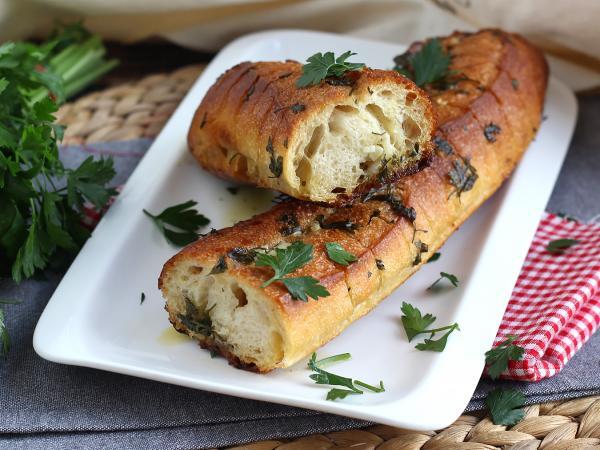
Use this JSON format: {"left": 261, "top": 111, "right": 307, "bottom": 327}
{"left": 0, "top": 24, "right": 117, "bottom": 354}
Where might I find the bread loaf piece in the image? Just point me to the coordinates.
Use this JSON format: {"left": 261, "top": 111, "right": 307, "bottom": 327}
{"left": 161, "top": 30, "right": 548, "bottom": 372}
{"left": 188, "top": 62, "right": 435, "bottom": 203}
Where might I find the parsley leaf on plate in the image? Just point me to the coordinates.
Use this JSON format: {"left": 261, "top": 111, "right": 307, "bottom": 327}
{"left": 400, "top": 301, "right": 436, "bottom": 341}
{"left": 297, "top": 51, "right": 365, "bottom": 88}
{"left": 393, "top": 38, "right": 451, "bottom": 87}
{"left": 307, "top": 352, "right": 385, "bottom": 401}
{"left": 546, "top": 238, "right": 579, "bottom": 254}
{"left": 486, "top": 388, "right": 526, "bottom": 426}
{"left": 255, "top": 241, "right": 330, "bottom": 301}
{"left": 325, "top": 242, "right": 357, "bottom": 266}
{"left": 427, "top": 272, "right": 459, "bottom": 290}
{"left": 143, "top": 200, "right": 210, "bottom": 247}
{"left": 485, "top": 335, "right": 525, "bottom": 380}
{"left": 400, "top": 302, "right": 459, "bottom": 351}
{"left": 414, "top": 323, "right": 460, "bottom": 352}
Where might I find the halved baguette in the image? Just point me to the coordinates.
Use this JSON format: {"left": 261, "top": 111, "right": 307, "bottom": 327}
{"left": 188, "top": 62, "right": 435, "bottom": 203}
{"left": 161, "top": 30, "right": 548, "bottom": 372}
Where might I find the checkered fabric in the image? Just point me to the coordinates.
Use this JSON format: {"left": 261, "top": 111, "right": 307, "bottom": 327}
{"left": 494, "top": 212, "right": 600, "bottom": 381}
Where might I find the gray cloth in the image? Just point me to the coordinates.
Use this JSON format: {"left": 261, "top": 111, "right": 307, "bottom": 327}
{"left": 1, "top": 95, "right": 599, "bottom": 449}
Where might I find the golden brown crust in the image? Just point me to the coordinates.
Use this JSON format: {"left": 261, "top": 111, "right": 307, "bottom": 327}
{"left": 162, "top": 29, "right": 548, "bottom": 372}
{"left": 188, "top": 62, "right": 435, "bottom": 203}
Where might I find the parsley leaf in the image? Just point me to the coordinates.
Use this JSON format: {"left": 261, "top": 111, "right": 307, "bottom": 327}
{"left": 400, "top": 302, "right": 459, "bottom": 351}
{"left": 546, "top": 238, "right": 579, "bottom": 254}
{"left": 307, "top": 352, "right": 385, "bottom": 401}
{"left": 400, "top": 302, "right": 436, "bottom": 341}
{"left": 486, "top": 388, "right": 526, "bottom": 426}
{"left": 255, "top": 241, "right": 330, "bottom": 301}
{"left": 140, "top": 292, "right": 146, "bottom": 305}
{"left": 393, "top": 38, "right": 451, "bottom": 87}
{"left": 282, "top": 276, "right": 330, "bottom": 302}
{"left": 427, "top": 272, "right": 459, "bottom": 290}
{"left": 143, "top": 200, "right": 210, "bottom": 247}
{"left": 426, "top": 252, "right": 441, "bottom": 263}
{"left": 325, "top": 242, "right": 357, "bottom": 266}
{"left": 414, "top": 324, "right": 460, "bottom": 352}
{"left": 297, "top": 51, "right": 365, "bottom": 88}
{"left": 485, "top": 335, "right": 525, "bottom": 379}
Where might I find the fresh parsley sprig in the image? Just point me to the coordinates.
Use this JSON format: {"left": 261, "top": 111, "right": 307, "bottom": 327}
{"left": 297, "top": 51, "right": 365, "bottom": 88}
{"left": 325, "top": 242, "right": 357, "bottom": 266}
{"left": 486, "top": 388, "right": 525, "bottom": 426}
{"left": 255, "top": 241, "right": 330, "bottom": 301}
{"left": 400, "top": 302, "right": 459, "bottom": 352}
{"left": 143, "top": 200, "right": 209, "bottom": 247}
{"left": 0, "top": 23, "right": 117, "bottom": 284}
{"left": 427, "top": 272, "right": 459, "bottom": 290}
{"left": 308, "top": 352, "right": 385, "bottom": 401}
{"left": 485, "top": 335, "right": 525, "bottom": 380}
{"left": 393, "top": 38, "right": 451, "bottom": 87}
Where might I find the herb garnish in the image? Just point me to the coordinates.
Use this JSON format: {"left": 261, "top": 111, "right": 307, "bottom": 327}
{"left": 433, "top": 136, "right": 453, "bottom": 155}
{"left": 400, "top": 302, "right": 459, "bottom": 352}
{"left": 210, "top": 256, "right": 227, "bottom": 274}
{"left": 226, "top": 186, "right": 238, "bottom": 195}
{"left": 143, "top": 200, "right": 209, "bottom": 247}
{"left": 376, "top": 259, "right": 385, "bottom": 270}
{"left": 511, "top": 79, "right": 519, "bottom": 90}
{"left": 485, "top": 335, "right": 525, "bottom": 379}
{"left": 413, "top": 240, "right": 428, "bottom": 265}
{"left": 426, "top": 252, "right": 441, "bottom": 263}
{"left": 448, "top": 157, "right": 478, "bottom": 198}
{"left": 178, "top": 298, "right": 212, "bottom": 336}
{"left": 316, "top": 215, "right": 358, "bottom": 233}
{"left": 393, "top": 38, "right": 451, "bottom": 87}
{"left": 486, "top": 388, "right": 525, "bottom": 426}
{"left": 325, "top": 242, "right": 357, "bottom": 266}
{"left": 255, "top": 241, "right": 329, "bottom": 301}
{"left": 228, "top": 247, "right": 257, "bottom": 265}
{"left": 297, "top": 51, "right": 365, "bottom": 88}
{"left": 484, "top": 123, "right": 501, "bottom": 143}
{"left": 308, "top": 352, "right": 385, "bottom": 401}
{"left": 140, "top": 292, "right": 146, "bottom": 304}
{"left": 278, "top": 213, "right": 302, "bottom": 236}
{"left": 363, "top": 188, "right": 416, "bottom": 222}
{"left": 266, "top": 136, "right": 283, "bottom": 178}
{"left": 275, "top": 103, "right": 306, "bottom": 114}
{"left": 427, "top": 272, "right": 459, "bottom": 290}
{"left": 546, "top": 238, "right": 579, "bottom": 254}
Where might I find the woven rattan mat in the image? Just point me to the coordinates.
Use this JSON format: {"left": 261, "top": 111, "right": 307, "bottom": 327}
{"left": 58, "top": 66, "right": 600, "bottom": 450}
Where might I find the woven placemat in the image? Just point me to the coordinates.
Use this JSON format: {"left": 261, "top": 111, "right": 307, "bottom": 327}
{"left": 58, "top": 66, "right": 600, "bottom": 450}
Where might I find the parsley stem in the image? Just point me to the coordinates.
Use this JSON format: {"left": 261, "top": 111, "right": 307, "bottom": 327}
{"left": 354, "top": 380, "right": 385, "bottom": 393}
{"left": 314, "top": 353, "right": 352, "bottom": 368}
{"left": 421, "top": 323, "right": 459, "bottom": 335}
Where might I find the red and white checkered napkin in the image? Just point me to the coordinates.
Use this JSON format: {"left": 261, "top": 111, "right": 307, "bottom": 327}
{"left": 494, "top": 213, "right": 600, "bottom": 381}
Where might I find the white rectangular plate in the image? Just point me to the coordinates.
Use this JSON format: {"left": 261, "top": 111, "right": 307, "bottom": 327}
{"left": 34, "top": 30, "right": 577, "bottom": 430}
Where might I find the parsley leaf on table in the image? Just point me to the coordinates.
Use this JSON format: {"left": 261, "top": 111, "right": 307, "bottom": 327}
{"left": 427, "top": 272, "right": 459, "bottom": 290}
{"left": 307, "top": 352, "right": 385, "bottom": 401}
{"left": 400, "top": 302, "right": 459, "bottom": 351}
{"left": 393, "top": 38, "right": 451, "bottom": 87}
{"left": 485, "top": 335, "right": 525, "bottom": 380}
{"left": 297, "top": 51, "right": 365, "bottom": 88}
{"left": 255, "top": 241, "right": 330, "bottom": 301}
{"left": 486, "top": 388, "right": 526, "bottom": 426}
{"left": 546, "top": 238, "right": 579, "bottom": 254}
{"left": 325, "top": 242, "right": 357, "bottom": 266}
{"left": 143, "top": 200, "right": 210, "bottom": 247}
